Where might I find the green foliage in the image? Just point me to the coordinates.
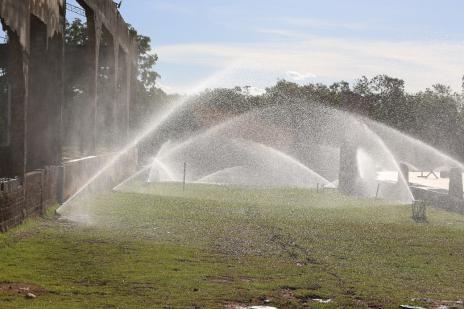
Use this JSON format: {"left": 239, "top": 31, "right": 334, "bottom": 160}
{"left": 129, "top": 27, "right": 160, "bottom": 92}
{"left": 64, "top": 19, "right": 88, "bottom": 46}
{"left": 65, "top": 19, "right": 160, "bottom": 91}
{"left": 124, "top": 26, "right": 180, "bottom": 131}
{"left": 181, "top": 75, "right": 464, "bottom": 160}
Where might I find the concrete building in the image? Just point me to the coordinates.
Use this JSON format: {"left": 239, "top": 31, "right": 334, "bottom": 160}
{"left": 0, "top": 0, "right": 138, "bottom": 231}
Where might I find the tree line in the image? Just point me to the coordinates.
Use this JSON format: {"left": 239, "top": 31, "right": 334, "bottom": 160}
{"left": 139, "top": 76, "right": 464, "bottom": 162}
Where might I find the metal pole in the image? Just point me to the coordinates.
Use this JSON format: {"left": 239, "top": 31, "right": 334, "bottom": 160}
{"left": 375, "top": 183, "right": 380, "bottom": 199}
{"left": 183, "top": 162, "right": 186, "bottom": 192}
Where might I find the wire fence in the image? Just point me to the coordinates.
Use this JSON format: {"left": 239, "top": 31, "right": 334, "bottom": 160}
{"left": 66, "top": 3, "right": 86, "bottom": 18}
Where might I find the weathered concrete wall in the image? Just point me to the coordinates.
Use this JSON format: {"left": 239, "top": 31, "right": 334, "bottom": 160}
{"left": 0, "top": 0, "right": 64, "bottom": 51}
{"left": 79, "top": 0, "right": 136, "bottom": 54}
{"left": 31, "top": 0, "right": 64, "bottom": 38}
{"left": 24, "top": 170, "right": 45, "bottom": 216}
{"left": 0, "top": 180, "right": 25, "bottom": 232}
{"left": 0, "top": 0, "right": 139, "bottom": 231}
{"left": 410, "top": 186, "right": 464, "bottom": 214}
{"left": 0, "top": 150, "right": 136, "bottom": 232}
{"left": 62, "top": 0, "right": 138, "bottom": 153}
{"left": 0, "top": 168, "right": 59, "bottom": 232}
{"left": 43, "top": 165, "right": 60, "bottom": 206}
{"left": 0, "top": 29, "right": 28, "bottom": 180}
{"left": 27, "top": 15, "right": 63, "bottom": 171}
{"left": 0, "top": 0, "right": 29, "bottom": 49}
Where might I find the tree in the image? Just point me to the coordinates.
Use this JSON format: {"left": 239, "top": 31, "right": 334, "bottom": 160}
{"left": 65, "top": 19, "right": 88, "bottom": 46}
{"left": 64, "top": 19, "right": 168, "bottom": 128}
{"left": 129, "top": 26, "right": 160, "bottom": 92}
{"left": 412, "top": 84, "right": 463, "bottom": 156}
{"left": 65, "top": 19, "right": 160, "bottom": 92}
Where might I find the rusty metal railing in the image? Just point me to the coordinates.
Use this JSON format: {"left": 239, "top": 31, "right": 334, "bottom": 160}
{"left": 0, "top": 178, "right": 20, "bottom": 193}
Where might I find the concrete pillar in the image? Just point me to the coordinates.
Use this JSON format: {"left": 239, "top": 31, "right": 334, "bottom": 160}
{"left": 129, "top": 45, "right": 138, "bottom": 137}
{"left": 55, "top": 3, "right": 66, "bottom": 165}
{"left": 112, "top": 44, "right": 119, "bottom": 148}
{"left": 124, "top": 55, "right": 131, "bottom": 141}
{"left": 117, "top": 48, "right": 129, "bottom": 144}
{"left": 399, "top": 163, "right": 409, "bottom": 185}
{"left": 27, "top": 16, "right": 63, "bottom": 171}
{"left": 84, "top": 9, "right": 101, "bottom": 154}
{"left": 97, "top": 30, "right": 116, "bottom": 149}
{"left": 339, "top": 141, "right": 359, "bottom": 195}
{"left": 449, "top": 168, "right": 463, "bottom": 200}
{"left": 4, "top": 29, "right": 27, "bottom": 181}
{"left": 48, "top": 33, "right": 64, "bottom": 166}
{"left": 57, "top": 164, "right": 64, "bottom": 204}
{"left": 27, "top": 16, "right": 48, "bottom": 171}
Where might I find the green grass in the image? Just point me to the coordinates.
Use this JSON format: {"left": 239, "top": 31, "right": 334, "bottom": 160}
{"left": 1, "top": 183, "right": 464, "bottom": 308}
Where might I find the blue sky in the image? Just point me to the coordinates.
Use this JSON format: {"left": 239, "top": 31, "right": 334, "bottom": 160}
{"left": 109, "top": 1, "right": 464, "bottom": 93}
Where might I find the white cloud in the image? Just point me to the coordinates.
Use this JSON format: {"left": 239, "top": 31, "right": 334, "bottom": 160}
{"left": 157, "top": 81, "right": 181, "bottom": 95}
{"left": 266, "top": 17, "right": 368, "bottom": 31}
{"left": 155, "top": 34, "right": 464, "bottom": 92}
{"left": 286, "top": 71, "right": 317, "bottom": 81}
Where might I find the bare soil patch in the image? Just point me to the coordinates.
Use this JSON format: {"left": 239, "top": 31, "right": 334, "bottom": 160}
{"left": 0, "top": 283, "right": 46, "bottom": 296}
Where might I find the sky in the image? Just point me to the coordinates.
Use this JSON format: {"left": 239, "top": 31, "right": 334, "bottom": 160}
{"left": 107, "top": 1, "right": 464, "bottom": 94}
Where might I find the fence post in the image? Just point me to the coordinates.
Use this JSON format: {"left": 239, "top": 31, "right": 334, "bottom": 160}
{"left": 183, "top": 162, "right": 187, "bottom": 192}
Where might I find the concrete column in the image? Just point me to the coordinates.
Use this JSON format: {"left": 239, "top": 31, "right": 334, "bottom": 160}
{"left": 48, "top": 33, "right": 64, "bottom": 166}
{"left": 96, "top": 31, "right": 116, "bottom": 149}
{"left": 84, "top": 9, "right": 101, "bottom": 154}
{"left": 111, "top": 44, "right": 119, "bottom": 149}
{"left": 449, "top": 168, "right": 463, "bottom": 200}
{"left": 117, "top": 49, "right": 129, "bottom": 144}
{"left": 129, "top": 45, "right": 138, "bottom": 137}
{"left": 399, "top": 163, "right": 409, "bottom": 185}
{"left": 27, "top": 16, "right": 47, "bottom": 171}
{"left": 5, "top": 29, "right": 27, "bottom": 180}
{"left": 339, "top": 141, "right": 359, "bottom": 195}
{"left": 124, "top": 55, "right": 131, "bottom": 141}
{"left": 56, "top": 3, "right": 66, "bottom": 165}
{"left": 27, "top": 16, "right": 63, "bottom": 171}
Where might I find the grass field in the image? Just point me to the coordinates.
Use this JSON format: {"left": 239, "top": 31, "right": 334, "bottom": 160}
{"left": 0, "top": 183, "right": 464, "bottom": 308}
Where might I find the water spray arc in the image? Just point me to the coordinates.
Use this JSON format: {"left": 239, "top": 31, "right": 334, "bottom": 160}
{"left": 58, "top": 64, "right": 241, "bottom": 213}
{"left": 61, "top": 91, "right": 464, "bottom": 222}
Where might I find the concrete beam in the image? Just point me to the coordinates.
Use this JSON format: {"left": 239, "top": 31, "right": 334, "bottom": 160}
{"left": 5, "top": 29, "right": 27, "bottom": 180}
{"left": 449, "top": 168, "right": 463, "bottom": 200}
{"left": 83, "top": 9, "right": 101, "bottom": 154}
{"left": 27, "top": 16, "right": 63, "bottom": 171}
{"left": 339, "top": 141, "right": 359, "bottom": 195}
{"left": 399, "top": 163, "right": 409, "bottom": 185}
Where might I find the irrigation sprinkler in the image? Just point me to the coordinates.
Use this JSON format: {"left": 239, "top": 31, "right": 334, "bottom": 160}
{"left": 411, "top": 200, "right": 427, "bottom": 222}
{"left": 183, "top": 162, "right": 187, "bottom": 192}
